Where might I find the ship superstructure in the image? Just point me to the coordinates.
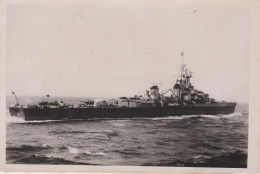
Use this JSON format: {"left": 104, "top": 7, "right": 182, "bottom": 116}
{"left": 9, "top": 53, "right": 236, "bottom": 120}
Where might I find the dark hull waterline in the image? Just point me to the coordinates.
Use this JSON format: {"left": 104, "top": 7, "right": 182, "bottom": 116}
{"left": 9, "top": 103, "right": 236, "bottom": 121}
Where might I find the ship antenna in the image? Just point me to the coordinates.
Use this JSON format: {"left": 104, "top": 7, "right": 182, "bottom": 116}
{"left": 180, "top": 52, "right": 185, "bottom": 80}
{"left": 181, "top": 52, "right": 184, "bottom": 65}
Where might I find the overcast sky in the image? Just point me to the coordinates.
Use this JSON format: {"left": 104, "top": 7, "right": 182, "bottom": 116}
{"left": 7, "top": 2, "right": 250, "bottom": 102}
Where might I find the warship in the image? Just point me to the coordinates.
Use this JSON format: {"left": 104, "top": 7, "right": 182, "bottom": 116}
{"left": 9, "top": 53, "right": 236, "bottom": 121}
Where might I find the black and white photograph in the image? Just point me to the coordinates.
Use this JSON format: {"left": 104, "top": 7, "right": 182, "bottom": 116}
{"left": 1, "top": 0, "right": 260, "bottom": 172}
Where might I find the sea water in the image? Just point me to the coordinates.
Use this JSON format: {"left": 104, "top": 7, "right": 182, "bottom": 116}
{"left": 6, "top": 96, "right": 248, "bottom": 167}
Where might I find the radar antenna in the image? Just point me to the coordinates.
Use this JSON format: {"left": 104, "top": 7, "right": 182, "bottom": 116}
{"left": 151, "top": 83, "right": 163, "bottom": 91}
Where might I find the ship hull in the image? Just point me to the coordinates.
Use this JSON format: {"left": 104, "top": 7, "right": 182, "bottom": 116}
{"left": 9, "top": 103, "right": 236, "bottom": 121}
{"left": 9, "top": 107, "right": 25, "bottom": 120}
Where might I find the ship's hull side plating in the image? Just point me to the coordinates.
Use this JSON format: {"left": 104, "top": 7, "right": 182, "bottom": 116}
{"left": 9, "top": 103, "right": 236, "bottom": 121}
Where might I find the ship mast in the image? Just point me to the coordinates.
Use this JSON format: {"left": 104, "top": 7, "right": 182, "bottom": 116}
{"left": 180, "top": 52, "right": 187, "bottom": 89}
{"left": 180, "top": 52, "right": 187, "bottom": 81}
{"left": 178, "top": 52, "right": 193, "bottom": 89}
{"left": 180, "top": 52, "right": 184, "bottom": 79}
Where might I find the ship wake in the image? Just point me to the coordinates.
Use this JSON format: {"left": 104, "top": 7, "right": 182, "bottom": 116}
{"left": 147, "top": 112, "right": 243, "bottom": 121}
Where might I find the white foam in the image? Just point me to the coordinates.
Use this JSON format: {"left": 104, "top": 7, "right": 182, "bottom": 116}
{"left": 150, "top": 116, "right": 180, "bottom": 120}
{"left": 42, "top": 144, "right": 48, "bottom": 148}
{"left": 25, "top": 120, "right": 65, "bottom": 123}
{"left": 67, "top": 146, "right": 79, "bottom": 154}
{"left": 94, "top": 152, "right": 107, "bottom": 156}
{"left": 193, "top": 155, "right": 202, "bottom": 159}
{"left": 6, "top": 114, "right": 26, "bottom": 123}
{"left": 98, "top": 134, "right": 110, "bottom": 140}
{"left": 53, "top": 148, "right": 59, "bottom": 153}
{"left": 46, "top": 154, "right": 55, "bottom": 158}
{"left": 84, "top": 150, "right": 92, "bottom": 155}
{"left": 151, "top": 115, "right": 201, "bottom": 120}
{"left": 113, "top": 123, "right": 125, "bottom": 127}
{"left": 150, "top": 113, "right": 242, "bottom": 120}
{"left": 103, "top": 135, "right": 110, "bottom": 140}
{"left": 6, "top": 112, "right": 67, "bottom": 124}
{"left": 193, "top": 155, "right": 211, "bottom": 159}
{"left": 155, "top": 123, "right": 167, "bottom": 126}
{"left": 199, "top": 115, "right": 219, "bottom": 119}
{"left": 104, "top": 130, "right": 114, "bottom": 133}
{"left": 83, "top": 150, "right": 107, "bottom": 156}
{"left": 220, "top": 112, "right": 243, "bottom": 118}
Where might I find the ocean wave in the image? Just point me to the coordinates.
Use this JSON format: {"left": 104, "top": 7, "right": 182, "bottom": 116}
{"left": 24, "top": 120, "right": 66, "bottom": 124}
{"left": 105, "top": 131, "right": 119, "bottom": 138}
{"left": 142, "top": 150, "right": 247, "bottom": 168}
{"left": 189, "top": 143, "right": 222, "bottom": 150}
{"left": 112, "top": 149, "right": 142, "bottom": 156}
{"left": 6, "top": 115, "right": 26, "bottom": 123}
{"left": 65, "top": 146, "right": 108, "bottom": 156}
{"left": 6, "top": 112, "right": 67, "bottom": 124}
{"left": 193, "top": 155, "right": 211, "bottom": 159}
{"left": 7, "top": 144, "right": 51, "bottom": 152}
{"left": 144, "top": 112, "right": 243, "bottom": 121}
{"left": 82, "top": 150, "right": 107, "bottom": 156}
{"left": 58, "top": 132, "right": 111, "bottom": 140}
{"left": 94, "top": 152, "right": 107, "bottom": 156}
{"left": 7, "top": 118, "right": 66, "bottom": 124}
{"left": 67, "top": 146, "right": 79, "bottom": 154}
{"left": 94, "top": 134, "right": 110, "bottom": 140}
{"left": 149, "top": 115, "right": 213, "bottom": 120}
{"left": 155, "top": 123, "right": 167, "bottom": 126}
{"left": 219, "top": 112, "right": 243, "bottom": 118}
{"left": 9, "top": 154, "right": 94, "bottom": 165}
{"left": 41, "top": 144, "right": 49, "bottom": 148}
{"left": 192, "top": 150, "right": 247, "bottom": 168}
{"left": 84, "top": 150, "right": 92, "bottom": 155}
{"left": 48, "top": 130, "right": 87, "bottom": 134}
{"left": 113, "top": 123, "right": 126, "bottom": 127}
{"left": 149, "top": 115, "right": 197, "bottom": 120}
